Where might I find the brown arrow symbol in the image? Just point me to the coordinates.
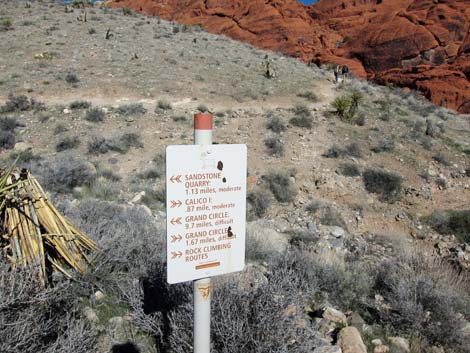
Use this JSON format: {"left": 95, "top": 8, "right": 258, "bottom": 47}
{"left": 171, "top": 234, "right": 183, "bottom": 243}
{"left": 170, "top": 200, "right": 182, "bottom": 208}
{"left": 171, "top": 251, "right": 183, "bottom": 259}
{"left": 170, "top": 175, "right": 182, "bottom": 183}
{"left": 170, "top": 217, "right": 182, "bottom": 225}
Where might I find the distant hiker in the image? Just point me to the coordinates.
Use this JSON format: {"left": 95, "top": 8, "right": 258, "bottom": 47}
{"left": 342, "top": 65, "right": 350, "bottom": 79}
{"left": 334, "top": 65, "right": 340, "bottom": 83}
{"left": 265, "top": 61, "right": 276, "bottom": 79}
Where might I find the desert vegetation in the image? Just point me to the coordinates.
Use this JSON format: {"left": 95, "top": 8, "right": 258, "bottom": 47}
{"left": 0, "top": 1, "right": 469, "bottom": 352}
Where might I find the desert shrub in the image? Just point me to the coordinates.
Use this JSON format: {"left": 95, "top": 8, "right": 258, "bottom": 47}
{"left": 337, "top": 162, "right": 360, "bottom": 176}
{"left": 85, "top": 107, "right": 105, "bottom": 122}
{"left": 138, "top": 167, "right": 162, "bottom": 180}
{"left": 107, "top": 132, "right": 143, "bottom": 154}
{"left": 355, "top": 115, "right": 366, "bottom": 126}
{"left": 88, "top": 28, "right": 96, "bottom": 35}
{"left": 116, "top": 103, "right": 147, "bottom": 116}
{"left": 66, "top": 199, "right": 166, "bottom": 292}
{"left": 320, "top": 207, "right": 346, "bottom": 228}
{"left": 69, "top": 100, "right": 91, "bottom": 110}
{"left": 85, "top": 177, "right": 120, "bottom": 201}
{"left": 432, "top": 153, "right": 451, "bottom": 166}
{"left": 35, "top": 156, "right": 96, "bottom": 194}
{"left": 266, "top": 115, "right": 286, "bottom": 133}
{"left": 65, "top": 72, "right": 79, "bottom": 84}
{"left": 323, "top": 143, "right": 362, "bottom": 159}
{"left": 0, "top": 264, "right": 96, "bottom": 353}
{"left": 156, "top": 100, "right": 172, "bottom": 111}
{"left": 297, "top": 91, "right": 319, "bottom": 102}
{"left": 247, "top": 189, "right": 271, "bottom": 220}
{"left": 56, "top": 135, "right": 80, "bottom": 152}
{"left": 141, "top": 188, "right": 166, "bottom": 209}
{"left": 0, "top": 18, "right": 13, "bottom": 31}
{"left": 306, "top": 199, "right": 323, "bottom": 213}
{"left": 331, "top": 95, "right": 351, "bottom": 119}
{"left": 425, "top": 210, "right": 470, "bottom": 243}
{"left": 171, "top": 115, "right": 186, "bottom": 122}
{"left": 196, "top": 104, "right": 208, "bottom": 112}
{"left": 168, "top": 251, "right": 324, "bottom": 353}
{"left": 0, "top": 131, "right": 15, "bottom": 149}
{"left": 0, "top": 117, "right": 21, "bottom": 131}
{"left": 5, "top": 149, "right": 41, "bottom": 165}
{"left": 290, "top": 104, "right": 312, "bottom": 128}
{"left": 435, "top": 177, "right": 449, "bottom": 189}
{"left": 1, "top": 94, "right": 43, "bottom": 112}
{"left": 54, "top": 124, "right": 68, "bottom": 135}
{"left": 363, "top": 168, "right": 403, "bottom": 202}
{"left": 265, "top": 171, "right": 297, "bottom": 202}
{"left": 98, "top": 168, "right": 121, "bottom": 182}
{"left": 264, "top": 137, "right": 284, "bottom": 157}
{"left": 371, "top": 139, "right": 395, "bottom": 153}
{"left": 87, "top": 136, "right": 109, "bottom": 155}
{"left": 373, "top": 250, "right": 470, "bottom": 352}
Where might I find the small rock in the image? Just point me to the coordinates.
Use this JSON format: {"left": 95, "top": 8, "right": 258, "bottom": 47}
{"left": 14, "top": 142, "right": 32, "bottom": 152}
{"left": 308, "top": 222, "right": 318, "bottom": 234}
{"left": 374, "top": 345, "right": 389, "bottom": 353}
{"left": 93, "top": 290, "right": 106, "bottom": 302}
{"left": 330, "top": 226, "right": 345, "bottom": 238}
{"left": 338, "top": 327, "right": 367, "bottom": 353}
{"left": 323, "top": 307, "right": 348, "bottom": 326}
{"left": 371, "top": 339, "right": 382, "bottom": 346}
{"left": 131, "top": 191, "right": 146, "bottom": 203}
{"left": 83, "top": 306, "right": 99, "bottom": 323}
{"left": 388, "top": 337, "right": 410, "bottom": 353}
{"left": 348, "top": 312, "right": 366, "bottom": 332}
{"left": 63, "top": 108, "right": 71, "bottom": 114}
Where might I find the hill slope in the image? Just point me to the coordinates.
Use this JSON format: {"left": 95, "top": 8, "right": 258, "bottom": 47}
{"left": 111, "top": 0, "right": 470, "bottom": 113}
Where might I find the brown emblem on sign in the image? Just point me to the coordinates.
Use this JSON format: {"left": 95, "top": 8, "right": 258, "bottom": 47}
{"left": 198, "top": 285, "right": 211, "bottom": 299}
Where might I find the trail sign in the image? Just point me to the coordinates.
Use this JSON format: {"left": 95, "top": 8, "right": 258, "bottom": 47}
{"left": 166, "top": 144, "right": 247, "bottom": 284}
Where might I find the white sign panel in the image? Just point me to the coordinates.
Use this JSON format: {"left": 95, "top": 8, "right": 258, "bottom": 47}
{"left": 166, "top": 144, "right": 247, "bottom": 284}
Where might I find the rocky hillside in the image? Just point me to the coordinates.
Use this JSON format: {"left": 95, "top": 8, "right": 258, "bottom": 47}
{"left": 110, "top": 0, "right": 470, "bottom": 114}
{"left": 0, "top": 1, "right": 469, "bottom": 353}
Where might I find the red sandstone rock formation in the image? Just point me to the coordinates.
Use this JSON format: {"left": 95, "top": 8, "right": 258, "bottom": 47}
{"left": 111, "top": 0, "right": 470, "bottom": 114}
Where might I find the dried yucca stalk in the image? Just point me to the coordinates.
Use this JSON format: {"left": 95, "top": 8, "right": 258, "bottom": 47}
{"left": 0, "top": 167, "right": 98, "bottom": 286}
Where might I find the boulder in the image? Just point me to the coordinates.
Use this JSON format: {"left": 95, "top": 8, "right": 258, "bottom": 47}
{"left": 388, "top": 337, "right": 410, "bottom": 353}
{"left": 323, "top": 307, "right": 348, "bottom": 325}
{"left": 338, "top": 327, "right": 367, "bottom": 353}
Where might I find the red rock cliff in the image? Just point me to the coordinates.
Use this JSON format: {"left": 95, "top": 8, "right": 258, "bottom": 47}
{"left": 110, "top": 0, "right": 470, "bottom": 114}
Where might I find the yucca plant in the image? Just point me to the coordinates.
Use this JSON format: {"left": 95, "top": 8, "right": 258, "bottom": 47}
{"left": 348, "top": 90, "right": 363, "bottom": 118}
{"left": 332, "top": 95, "right": 351, "bottom": 119}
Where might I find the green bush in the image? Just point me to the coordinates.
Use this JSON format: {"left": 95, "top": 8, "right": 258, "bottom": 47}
{"left": 337, "top": 162, "right": 361, "bottom": 177}
{"left": 264, "top": 137, "right": 284, "bottom": 157}
{"left": 266, "top": 115, "right": 286, "bottom": 133}
{"left": 116, "top": 103, "right": 147, "bottom": 116}
{"left": 331, "top": 95, "right": 351, "bottom": 119}
{"left": 56, "top": 135, "right": 80, "bottom": 152}
{"left": 69, "top": 100, "right": 91, "bottom": 110}
{"left": 363, "top": 168, "right": 403, "bottom": 202}
{"left": 156, "top": 100, "right": 172, "bottom": 111}
{"left": 85, "top": 107, "right": 105, "bottom": 122}
{"left": 290, "top": 104, "right": 312, "bottom": 128}
{"left": 425, "top": 210, "right": 470, "bottom": 243}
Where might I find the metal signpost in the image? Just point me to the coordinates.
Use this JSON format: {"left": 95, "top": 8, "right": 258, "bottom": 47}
{"left": 166, "top": 113, "right": 247, "bottom": 353}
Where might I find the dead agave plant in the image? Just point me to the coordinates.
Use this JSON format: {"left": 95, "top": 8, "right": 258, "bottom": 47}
{"left": 0, "top": 165, "right": 98, "bottom": 287}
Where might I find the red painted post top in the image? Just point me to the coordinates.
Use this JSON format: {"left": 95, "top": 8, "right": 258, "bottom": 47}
{"left": 194, "top": 113, "right": 213, "bottom": 130}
